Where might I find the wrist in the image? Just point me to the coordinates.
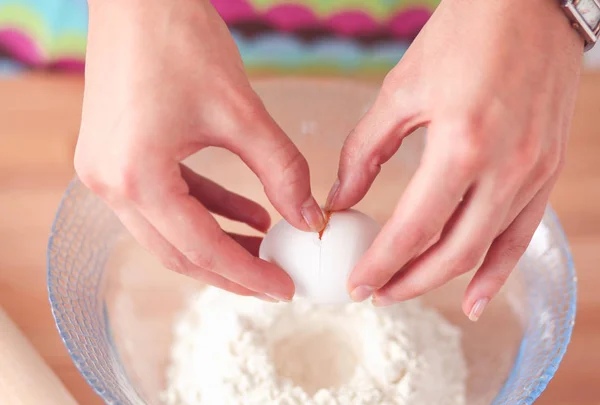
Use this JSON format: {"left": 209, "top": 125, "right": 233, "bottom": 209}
{"left": 519, "top": 0, "right": 586, "bottom": 49}
{"left": 561, "top": 0, "right": 600, "bottom": 51}
{"left": 86, "top": 0, "right": 218, "bottom": 41}
{"left": 87, "top": 0, "right": 213, "bottom": 23}
{"left": 490, "top": 0, "right": 586, "bottom": 52}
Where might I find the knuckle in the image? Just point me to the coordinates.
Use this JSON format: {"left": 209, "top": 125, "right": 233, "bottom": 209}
{"left": 450, "top": 247, "right": 485, "bottom": 275}
{"left": 481, "top": 238, "right": 531, "bottom": 291}
{"left": 447, "top": 116, "right": 491, "bottom": 173}
{"left": 184, "top": 247, "right": 217, "bottom": 272}
{"left": 486, "top": 258, "right": 523, "bottom": 290}
{"left": 486, "top": 266, "right": 514, "bottom": 291}
{"left": 75, "top": 137, "right": 146, "bottom": 203}
{"left": 453, "top": 139, "right": 487, "bottom": 174}
{"left": 162, "top": 253, "right": 189, "bottom": 275}
{"left": 340, "top": 137, "right": 361, "bottom": 164}
{"left": 454, "top": 109, "right": 488, "bottom": 144}
{"left": 530, "top": 148, "right": 562, "bottom": 186}
{"left": 186, "top": 228, "right": 231, "bottom": 271}
{"left": 502, "top": 237, "right": 531, "bottom": 259}
{"left": 340, "top": 139, "right": 367, "bottom": 170}
{"left": 200, "top": 83, "right": 261, "bottom": 139}
{"left": 462, "top": 110, "right": 487, "bottom": 138}
{"left": 380, "top": 69, "right": 412, "bottom": 107}
{"left": 341, "top": 137, "right": 382, "bottom": 178}
{"left": 219, "top": 86, "right": 263, "bottom": 131}
{"left": 272, "top": 142, "right": 309, "bottom": 188}
{"left": 398, "top": 225, "right": 437, "bottom": 254}
{"left": 111, "top": 160, "right": 143, "bottom": 202}
{"left": 398, "top": 278, "right": 428, "bottom": 300}
{"left": 74, "top": 149, "right": 108, "bottom": 196}
{"left": 228, "top": 93, "right": 260, "bottom": 125}
{"left": 514, "top": 138, "right": 541, "bottom": 172}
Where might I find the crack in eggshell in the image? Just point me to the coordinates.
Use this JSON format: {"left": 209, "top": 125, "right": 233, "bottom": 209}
{"left": 260, "top": 209, "right": 381, "bottom": 304}
{"left": 318, "top": 211, "right": 333, "bottom": 240}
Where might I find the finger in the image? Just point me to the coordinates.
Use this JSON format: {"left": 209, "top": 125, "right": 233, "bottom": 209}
{"left": 463, "top": 181, "right": 553, "bottom": 321}
{"left": 346, "top": 129, "right": 476, "bottom": 300}
{"left": 135, "top": 165, "right": 295, "bottom": 301}
{"left": 111, "top": 203, "right": 257, "bottom": 296}
{"left": 227, "top": 233, "right": 263, "bottom": 257}
{"left": 326, "top": 89, "right": 421, "bottom": 211}
{"left": 373, "top": 171, "right": 520, "bottom": 305}
{"left": 180, "top": 164, "right": 271, "bottom": 232}
{"left": 226, "top": 113, "right": 324, "bottom": 233}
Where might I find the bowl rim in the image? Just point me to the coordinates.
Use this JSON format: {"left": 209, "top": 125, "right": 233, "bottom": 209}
{"left": 492, "top": 207, "right": 577, "bottom": 404}
{"left": 47, "top": 176, "right": 578, "bottom": 405}
{"left": 47, "top": 75, "right": 577, "bottom": 402}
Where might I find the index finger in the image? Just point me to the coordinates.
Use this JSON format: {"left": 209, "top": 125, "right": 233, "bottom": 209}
{"left": 225, "top": 109, "right": 325, "bottom": 233}
{"left": 347, "top": 130, "right": 479, "bottom": 300}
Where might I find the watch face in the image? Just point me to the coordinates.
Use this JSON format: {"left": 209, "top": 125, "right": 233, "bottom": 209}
{"left": 576, "top": 0, "right": 600, "bottom": 29}
{"left": 563, "top": 0, "right": 600, "bottom": 50}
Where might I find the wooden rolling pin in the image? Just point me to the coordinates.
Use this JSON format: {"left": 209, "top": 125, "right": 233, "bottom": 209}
{"left": 0, "top": 307, "right": 79, "bottom": 405}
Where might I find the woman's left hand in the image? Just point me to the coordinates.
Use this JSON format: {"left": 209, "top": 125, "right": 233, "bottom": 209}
{"left": 327, "top": 0, "right": 584, "bottom": 320}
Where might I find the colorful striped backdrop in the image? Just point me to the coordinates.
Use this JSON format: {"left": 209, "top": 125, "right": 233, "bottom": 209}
{"left": 0, "top": 0, "right": 436, "bottom": 73}
{"left": 0, "top": 0, "right": 598, "bottom": 76}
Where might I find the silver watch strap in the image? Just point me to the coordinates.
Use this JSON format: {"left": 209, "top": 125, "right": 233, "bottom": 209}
{"left": 562, "top": 0, "right": 600, "bottom": 51}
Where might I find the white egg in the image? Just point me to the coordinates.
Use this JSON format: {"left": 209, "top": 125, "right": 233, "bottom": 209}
{"left": 259, "top": 209, "right": 381, "bottom": 304}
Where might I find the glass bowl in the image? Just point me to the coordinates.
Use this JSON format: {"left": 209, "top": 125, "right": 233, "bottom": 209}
{"left": 47, "top": 77, "right": 576, "bottom": 405}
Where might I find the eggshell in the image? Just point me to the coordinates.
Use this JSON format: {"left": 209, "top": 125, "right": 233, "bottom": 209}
{"left": 259, "top": 209, "right": 381, "bottom": 304}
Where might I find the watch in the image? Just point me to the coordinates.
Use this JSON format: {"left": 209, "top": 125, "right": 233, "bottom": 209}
{"left": 561, "top": 0, "right": 600, "bottom": 51}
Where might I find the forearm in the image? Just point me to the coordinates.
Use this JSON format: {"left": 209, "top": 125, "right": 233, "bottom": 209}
{"left": 436, "top": 0, "right": 584, "bottom": 61}
{"left": 86, "top": 0, "right": 220, "bottom": 38}
{"left": 84, "top": 0, "right": 232, "bottom": 73}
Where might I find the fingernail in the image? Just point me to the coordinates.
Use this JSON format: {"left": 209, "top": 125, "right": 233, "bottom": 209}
{"left": 468, "top": 298, "right": 489, "bottom": 322}
{"left": 256, "top": 293, "right": 279, "bottom": 303}
{"left": 372, "top": 295, "right": 396, "bottom": 307}
{"left": 266, "top": 293, "right": 292, "bottom": 302}
{"left": 350, "top": 286, "right": 374, "bottom": 302}
{"left": 301, "top": 198, "right": 326, "bottom": 232}
{"left": 325, "top": 179, "right": 340, "bottom": 210}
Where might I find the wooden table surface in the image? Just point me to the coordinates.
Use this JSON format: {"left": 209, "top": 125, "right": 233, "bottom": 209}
{"left": 0, "top": 72, "right": 598, "bottom": 405}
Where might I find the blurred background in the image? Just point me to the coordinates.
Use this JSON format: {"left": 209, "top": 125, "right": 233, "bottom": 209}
{"left": 0, "top": 0, "right": 599, "bottom": 404}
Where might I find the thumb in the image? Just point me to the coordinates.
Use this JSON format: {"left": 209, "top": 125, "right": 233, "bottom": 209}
{"left": 326, "top": 94, "right": 419, "bottom": 211}
{"left": 230, "top": 107, "right": 324, "bottom": 233}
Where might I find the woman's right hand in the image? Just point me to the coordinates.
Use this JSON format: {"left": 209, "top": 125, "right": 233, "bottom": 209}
{"left": 75, "top": 0, "right": 325, "bottom": 301}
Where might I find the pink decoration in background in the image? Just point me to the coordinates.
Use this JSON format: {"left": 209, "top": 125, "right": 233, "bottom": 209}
{"left": 327, "top": 11, "right": 379, "bottom": 36}
{"left": 265, "top": 5, "right": 318, "bottom": 31}
{"left": 211, "top": 0, "right": 256, "bottom": 22}
{"left": 0, "top": 0, "right": 436, "bottom": 72}
{"left": 210, "top": 0, "right": 431, "bottom": 39}
{"left": 388, "top": 8, "right": 431, "bottom": 37}
{"left": 50, "top": 58, "right": 85, "bottom": 72}
{"left": 0, "top": 29, "right": 43, "bottom": 66}
{"left": 0, "top": 29, "right": 84, "bottom": 72}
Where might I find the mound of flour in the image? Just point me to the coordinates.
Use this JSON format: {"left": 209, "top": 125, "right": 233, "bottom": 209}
{"left": 161, "top": 288, "right": 467, "bottom": 405}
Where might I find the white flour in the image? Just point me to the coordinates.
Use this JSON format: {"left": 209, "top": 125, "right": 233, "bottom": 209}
{"left": 161, "top": 288, "right": 467, "bottom": 405}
